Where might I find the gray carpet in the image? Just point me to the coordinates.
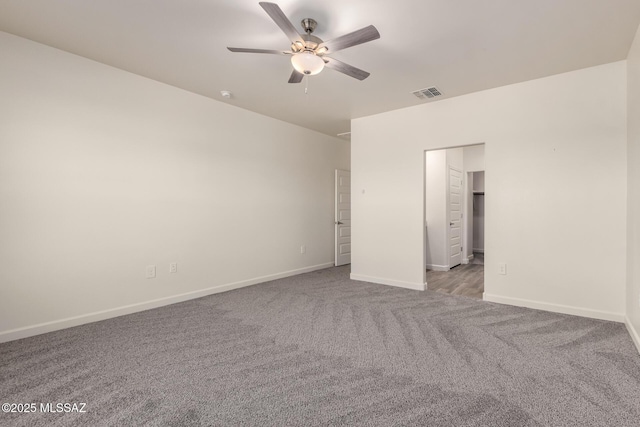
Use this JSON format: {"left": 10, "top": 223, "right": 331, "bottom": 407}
{"left": 1, "top": 266, "right": 640, "bottom": 426}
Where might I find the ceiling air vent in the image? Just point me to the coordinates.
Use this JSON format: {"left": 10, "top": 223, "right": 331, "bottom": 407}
{"left": 412, "top": 86, "right": 443, "bottom": 100}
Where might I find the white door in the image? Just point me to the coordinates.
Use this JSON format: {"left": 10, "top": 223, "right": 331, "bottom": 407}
{"left": 335, "top": 170, "right": 351, "bottom": 266}
{"left": 449, "top": 167, "right": 462, "bottom": 268}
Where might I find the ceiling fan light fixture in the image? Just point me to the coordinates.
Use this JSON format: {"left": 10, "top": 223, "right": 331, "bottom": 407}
{"left": 291, "top": 51, "right": 325, "bottom": 75}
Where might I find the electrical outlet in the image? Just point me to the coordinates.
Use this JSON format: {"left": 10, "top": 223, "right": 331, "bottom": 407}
{"left": 300, "top": 245, "right": 306, "bottom": 254}
{"left": 146, "top": 265, "right": 156, "bottom": 279}
{"left": 498, "top": 263, "right": 507, "bottom": 275}
{"left": 169, "top": 262, "right": 177, "bottom": 273}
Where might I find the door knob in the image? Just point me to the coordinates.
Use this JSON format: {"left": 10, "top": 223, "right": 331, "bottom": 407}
{"left": 336, "top": 221, "right": 344, "bottom": 225}
{"left": 450, "top": 222, "right": 454, "bottom": 226}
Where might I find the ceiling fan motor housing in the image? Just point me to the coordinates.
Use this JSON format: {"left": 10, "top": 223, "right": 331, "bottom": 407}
{"left": 292, "top": 34, "right": 323, "bottom": 53}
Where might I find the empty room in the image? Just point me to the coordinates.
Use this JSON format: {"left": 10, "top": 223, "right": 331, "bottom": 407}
{"left": 2, "top": 1, "right": 640, "bottom": 426}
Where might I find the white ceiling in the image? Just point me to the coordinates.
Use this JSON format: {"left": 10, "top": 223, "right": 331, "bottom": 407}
{"left": 1, "top": 0, "right": 640, "bottom": 137}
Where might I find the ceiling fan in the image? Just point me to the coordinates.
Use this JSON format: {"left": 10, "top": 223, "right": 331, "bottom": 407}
{"left": 227, "top": 2, "right": 380, "bottom": 83}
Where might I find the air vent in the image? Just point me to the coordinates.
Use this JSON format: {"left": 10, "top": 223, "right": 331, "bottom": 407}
{"left": 412, "top": 86, "right": 443, "bottom": 100}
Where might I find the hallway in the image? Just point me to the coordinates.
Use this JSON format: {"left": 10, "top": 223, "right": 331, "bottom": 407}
{"left": 426, "top": 253, "right": 484, "bottom": 299}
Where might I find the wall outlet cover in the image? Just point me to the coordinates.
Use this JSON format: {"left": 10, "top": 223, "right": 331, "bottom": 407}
{"left": 498, "top": 263, "right": 507, "bottom": 275}
{"left": 146, "top": 265, "right": 156, "bottom": 279}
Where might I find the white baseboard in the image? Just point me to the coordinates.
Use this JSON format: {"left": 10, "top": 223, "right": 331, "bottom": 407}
{"left": 425, "top": 264, "right": 449, "bottom": 272}
{"left": 350, "top": 273, "right": 425, "bottom": 291}
{"left": 483, "top": 293, "right": 625, "bottom": 323}
{"left": 0, "top": 262, "right": 334, "bottom": 344}
{"left": 625, "top": 317, "right": 640, "bottom": 355}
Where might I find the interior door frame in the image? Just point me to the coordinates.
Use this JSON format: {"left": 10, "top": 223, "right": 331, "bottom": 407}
{"left": 423, "top": 143, "right": 486, "bottom": 287}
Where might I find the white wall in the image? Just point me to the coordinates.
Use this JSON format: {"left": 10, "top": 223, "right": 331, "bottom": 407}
{"left": 447, "top": 147, "right": 463, "bottom": 172}
{"left": 0, "top": 32, "right": 349, "bottom": 341}
{"left": 472, "top": 172, "right": 485, "bottom": 192}
{"left": 627, "top": 24, "right": 640, "bottom": 349}
{"left": 463, "top": 145, "right": 486, "bottom": 172}
{"left": 352, "top": 61, "right": 627, "bottom": 321}
{"left": 425, "top": 150, "right": 447, "bottom": 269}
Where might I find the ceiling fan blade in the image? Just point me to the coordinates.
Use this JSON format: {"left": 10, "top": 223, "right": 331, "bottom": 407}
{"left": 288, "top": 70, "right": 304, "bottom": 84}
{"left": 227, "top": 47, "right": 287, "bottom": 54}
{"left": 324, "top": 57, "right": 370, "bottom": 81}
{"left": 259, "top": 2, "right": 304, "bottom": 45}
{"left": 318, "top": 25, "right": 380, "bottom": 53}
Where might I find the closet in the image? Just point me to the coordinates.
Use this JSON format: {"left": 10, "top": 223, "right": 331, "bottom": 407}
{"left": 472, "top": 171, "right": 485, "bottom": 257}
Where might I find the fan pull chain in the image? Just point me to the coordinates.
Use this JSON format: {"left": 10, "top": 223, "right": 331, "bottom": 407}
{"left": 304, "top": 75, "right": 309, "bottom": 95}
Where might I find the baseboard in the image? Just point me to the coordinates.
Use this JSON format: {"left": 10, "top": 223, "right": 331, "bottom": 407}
{"left": 625, "top": 317, "right": 640, "bottom": 355}
{"left": 350, "top": 273, "right": 425, "bottom": 291}
{"left": 425, "top": 264, "right": 449, "bottom": 272}
{"left": 0, "top": 262, "right": 334, "bottom": 344}
{"left": 483, "top": 293, "right": 625, "bottom": 323}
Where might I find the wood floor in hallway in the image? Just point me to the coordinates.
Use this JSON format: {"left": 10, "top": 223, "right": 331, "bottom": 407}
{"left": 426, "top": 256, "right": 484, "bottom": 299}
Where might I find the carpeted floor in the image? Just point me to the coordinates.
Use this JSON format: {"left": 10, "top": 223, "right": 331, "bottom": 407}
{"left": 1, "top": 266, "right": 640, "bottom": 426}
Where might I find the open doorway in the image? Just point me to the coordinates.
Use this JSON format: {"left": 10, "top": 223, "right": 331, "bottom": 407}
{"left": 424, "top": 144, "right": 485, "bottom": 299}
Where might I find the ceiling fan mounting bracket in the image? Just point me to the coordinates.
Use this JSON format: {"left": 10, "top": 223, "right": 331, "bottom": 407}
{"left": 301, "top": 18, "right": 317, "bottom": 35}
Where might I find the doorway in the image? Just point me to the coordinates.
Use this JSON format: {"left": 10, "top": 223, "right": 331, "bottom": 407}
{"left": 424, "top": 144, "right": 485, "bottom": 299}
